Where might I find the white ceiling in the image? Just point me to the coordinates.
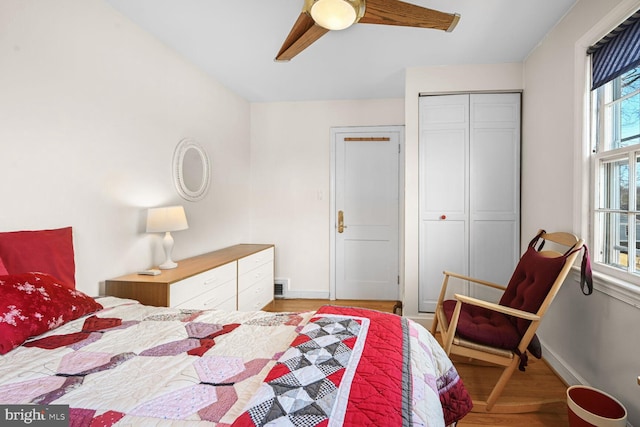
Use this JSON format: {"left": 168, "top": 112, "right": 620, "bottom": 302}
{"left": 104, "top": 0, "right": 577, "bottom": 103}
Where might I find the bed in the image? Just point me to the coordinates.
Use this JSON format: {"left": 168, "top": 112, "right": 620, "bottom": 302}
{"left": 0, "top": 228, "right": 472, "bottom": 426}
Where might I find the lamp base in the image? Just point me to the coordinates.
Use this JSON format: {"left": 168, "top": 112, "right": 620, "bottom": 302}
{"left": 159, "top": 231, "right": 178, "bottom": 269}
{"left": 158, "top": 261, "right": 178, "bottom": 270}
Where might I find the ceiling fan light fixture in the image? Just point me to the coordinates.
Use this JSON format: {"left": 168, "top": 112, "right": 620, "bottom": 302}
{"left": 307, "top": 0, "right": 364, "bottom": 31}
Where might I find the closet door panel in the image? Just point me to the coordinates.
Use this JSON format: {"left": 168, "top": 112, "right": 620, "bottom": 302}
{"left": 470, "top": 220, "right": 518, "bottom": 302}
{"left": 470, "top": 93, "right": 520, "bottom": 218}
{"left": 419, "top": 219, "right": 467, "bottom": 312}
{"left": 419, "top": 94, "right": 469, "bottom": 312}
{"left": 469, "top": 93, "right": 520, "bottom": 291}
{"left": 420, "top": 95, "right": 468, "bottom": 126}
{"left": 420, "top": 129, "right": 467, "bottom": 217}
{"left": 471, "top": 128, "right": 519, "bottom": 216}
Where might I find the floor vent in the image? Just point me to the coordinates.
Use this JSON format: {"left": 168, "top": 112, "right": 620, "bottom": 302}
{"left": 274, "top": 278, "right": 288, "bottom": 299}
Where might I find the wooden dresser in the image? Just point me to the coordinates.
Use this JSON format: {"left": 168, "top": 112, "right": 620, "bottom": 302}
{"left": 104, "top": 244, "right": 274, "bottom": 311}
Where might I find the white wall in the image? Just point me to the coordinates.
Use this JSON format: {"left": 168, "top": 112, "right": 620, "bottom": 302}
{"left": 250, "top": 99, "right": 404, "bottom": 296}
{"left": 0, "top": 0, "right": 251, "bottom": 296}
{"left": 403, "top": 63, "right": 524, "bottom": 323}
{"left": 524, "top": 0, "right": 640, "bottom": 423}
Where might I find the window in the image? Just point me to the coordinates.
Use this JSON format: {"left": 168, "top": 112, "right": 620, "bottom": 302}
{"left": 592, "top": 67, "right": 640, "bottom": 281}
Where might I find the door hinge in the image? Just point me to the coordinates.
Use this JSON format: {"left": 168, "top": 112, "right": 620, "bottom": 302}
{"left": 397, "top": 275, "right": 400, "bottom": 285}
{"left": 398, "top": 144, "right": 401, "bottom": 154}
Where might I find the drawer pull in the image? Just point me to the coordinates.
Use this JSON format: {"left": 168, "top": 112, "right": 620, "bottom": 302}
{"left": 204, "top": 278, "right": 217, "bottom": 285}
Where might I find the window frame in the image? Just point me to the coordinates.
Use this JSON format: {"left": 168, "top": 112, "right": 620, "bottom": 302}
{"left": 575, "top": 0, "right": 640, "bottom": 307}
{"left": 591, "top": 68, "right": 640, "bottom": 288}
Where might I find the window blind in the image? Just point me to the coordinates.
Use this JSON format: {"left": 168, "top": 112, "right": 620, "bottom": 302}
{"left": 588, "top": 9, "right": 640, "bottom": 90}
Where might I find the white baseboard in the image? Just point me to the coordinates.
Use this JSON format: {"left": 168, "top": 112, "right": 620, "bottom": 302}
{"left": 539, "top": 338, "right": 588, "bottom": 386}
{"left": 406, "top": 313, "right": 434, "bottom": 330}
{"left": 280, "top": 290, "right": 330, "bottom": 299}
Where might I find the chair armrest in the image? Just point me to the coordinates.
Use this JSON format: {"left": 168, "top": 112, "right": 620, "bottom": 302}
{"left": 453, "top": 294, "right": 541, "bottom": 321}
{"left": 443, "top": 271, "right": 507, "bottom": 291}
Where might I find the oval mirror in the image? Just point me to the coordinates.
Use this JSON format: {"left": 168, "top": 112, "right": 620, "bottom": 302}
{"left": 172, "top": 138, "right": 211, "bottom": 202}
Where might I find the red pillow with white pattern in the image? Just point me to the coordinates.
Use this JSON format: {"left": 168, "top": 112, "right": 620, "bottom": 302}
{"left": 0, "top": 272, "right": 103, "bottom": 354}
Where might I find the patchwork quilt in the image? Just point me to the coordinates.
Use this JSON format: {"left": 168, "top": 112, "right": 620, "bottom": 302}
{"left": 0, "top": 297, "right": 471, "bottom": 426}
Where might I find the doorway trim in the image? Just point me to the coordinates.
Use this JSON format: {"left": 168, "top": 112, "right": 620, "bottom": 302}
{"left": 329, "top": 125, "right": 405, "bottom": 300}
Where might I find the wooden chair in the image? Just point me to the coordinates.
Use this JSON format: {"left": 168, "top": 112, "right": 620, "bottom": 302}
{"left": 430, "top": 230, "right": 586, "bottom": 413}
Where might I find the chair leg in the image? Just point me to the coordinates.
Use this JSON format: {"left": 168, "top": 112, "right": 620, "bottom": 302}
{"left": 442, "top": 301, "right": 462, "bottom": 354}
{"left": 431, "top": 273, "right": 450, "bottom": 336}
{"left": 485, "top": 358, "right": 520, "bottom": 411}
{"left": 430, "top": 312, "right": 439, "bottom": 335}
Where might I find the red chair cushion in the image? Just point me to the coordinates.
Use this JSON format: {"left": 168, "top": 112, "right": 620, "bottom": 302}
{"left": 442, "top": 300, "right": 542, "bottom": 358}
{"left": 499, "top": 246, "right": 566, "bottom": 336}
{"left": 443, "top": 300, "right": 521, "bottom": 350}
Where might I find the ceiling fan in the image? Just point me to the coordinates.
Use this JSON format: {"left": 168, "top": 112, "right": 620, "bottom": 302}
{"left": 275, "top": 0, "right": 460, "bottom": 61}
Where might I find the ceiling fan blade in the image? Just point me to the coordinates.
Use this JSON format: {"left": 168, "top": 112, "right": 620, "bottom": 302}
{"left": 275, "top": 12, "right": 330, "bottom": 61}
{"left": 359, "top": 0, "right": 460, "bottom": 32}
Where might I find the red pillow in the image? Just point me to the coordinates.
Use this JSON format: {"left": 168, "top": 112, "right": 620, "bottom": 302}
{"left": 0, "top": 272, "right": 103, "bottom": 354}
{"left": 0, "top": 227, "right": 76, "bottom": 289}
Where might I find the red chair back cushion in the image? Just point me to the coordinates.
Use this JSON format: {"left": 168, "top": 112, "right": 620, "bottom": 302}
{"left": 499, "top": 246, "right": 567, "bottom": 335}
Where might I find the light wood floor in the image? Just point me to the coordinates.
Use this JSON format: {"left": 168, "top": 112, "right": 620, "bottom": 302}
{"left": 265, "top": 299, "right": 569, "bottom": 426}
{"left": 267, "top": 298, "right": 401, "bottom": 314}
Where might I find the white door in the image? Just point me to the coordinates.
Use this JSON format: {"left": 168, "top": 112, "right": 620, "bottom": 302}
{"left": 333, "top": 127, "right": 401, "bottom": 300}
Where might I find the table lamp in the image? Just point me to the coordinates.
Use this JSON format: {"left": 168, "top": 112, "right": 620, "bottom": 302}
{"left": 146, "top": 205, "right": 189, "bottom": 269}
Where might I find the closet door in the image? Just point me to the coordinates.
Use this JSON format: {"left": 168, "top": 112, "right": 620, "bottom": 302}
{"left": 418, "top": 93, "right": 520, "bottom": 312}
{"left": 469, "top": 93, "right": 520, "bottom": 301}
{"left": 419, "top": 94, "right": 469, "bottom": 312}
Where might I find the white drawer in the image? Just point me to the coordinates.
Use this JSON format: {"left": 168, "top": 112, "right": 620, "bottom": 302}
{"left": 214, "top": 295, "right": 237, "bottom": 311}
{"left": 175, "top": 277, "right": 236, "bottom": 310}
{"left": 238, "top": 247, "right": 274, "bottom": 275}
{"left": 170, "top": 262, "right": 236, "bottom": 307}
{"left": 238, "top": 276, "right": 273, "bottom": 311}
{"left": 238, "top": 261, "right": 273, "bottom": 293}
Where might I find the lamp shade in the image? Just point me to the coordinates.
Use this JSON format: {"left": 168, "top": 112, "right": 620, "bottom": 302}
{"left": 146, "top": 206, "right": 188, "bottom": 233}
{"left": 308, "top": 0, "right": 364, "bottom": 30}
